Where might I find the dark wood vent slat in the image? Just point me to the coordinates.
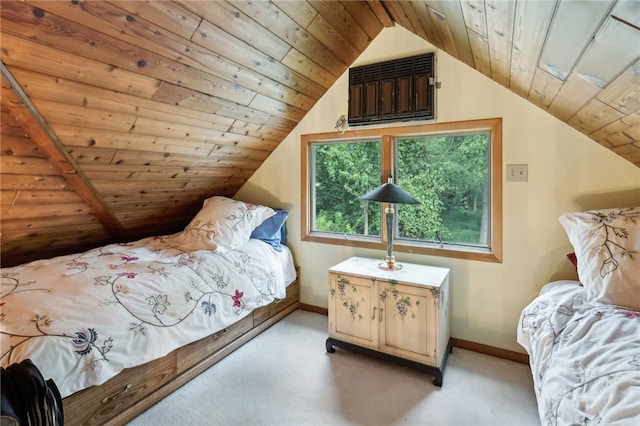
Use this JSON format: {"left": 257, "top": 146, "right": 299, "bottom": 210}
{"left": 348, "top": 53, "right": 435, "bottom": 125}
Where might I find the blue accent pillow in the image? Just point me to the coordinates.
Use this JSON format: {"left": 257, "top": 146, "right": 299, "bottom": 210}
{"left": 250, "top": 209, "right": 289, "bottom": 252}
{"left": 279, "top": 215, "right": 287, "bottom": 244}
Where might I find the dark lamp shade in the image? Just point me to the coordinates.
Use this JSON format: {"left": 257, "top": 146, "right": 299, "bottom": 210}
{"left": 359, "top": 182, "right": 420, "bottom": 205}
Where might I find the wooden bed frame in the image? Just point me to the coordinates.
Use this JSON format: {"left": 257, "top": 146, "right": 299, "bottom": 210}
{"left": 63, "top": 278, "right": 299, "bottom": 425}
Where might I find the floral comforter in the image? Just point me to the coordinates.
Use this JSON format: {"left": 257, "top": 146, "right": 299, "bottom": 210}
{"left": 517, "top": 280, "right": 640, "bottom": 425}
{"left": 0, "top": 236, "right": 296, "bottom": 398}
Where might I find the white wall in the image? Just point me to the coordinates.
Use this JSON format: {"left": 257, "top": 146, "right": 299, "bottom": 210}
{"left": 236, "top": 26, "right": 640, "bottom": 353}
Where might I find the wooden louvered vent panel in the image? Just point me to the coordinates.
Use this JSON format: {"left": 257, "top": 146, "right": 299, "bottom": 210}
{"left": 348, "top": 53, "right": 435, "bottom": 125}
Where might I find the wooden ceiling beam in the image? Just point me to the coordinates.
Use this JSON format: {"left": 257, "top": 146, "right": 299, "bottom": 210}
{"left": 368, "top": 0, "right": 395, "bottom": 28}
{"left": 0, "top": 62, "right": 126, "bottom": 238}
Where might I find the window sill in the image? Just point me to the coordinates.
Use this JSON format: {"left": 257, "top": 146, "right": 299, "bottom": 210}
{"left": 302, "top": 232, "right": 502, "bottom": 263}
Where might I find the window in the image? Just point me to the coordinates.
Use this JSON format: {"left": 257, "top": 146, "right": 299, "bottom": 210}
{"left": 301, "top": 118, "right": 502, "bottom": 262}
{"left": 311, "top": 140, "right": 382, "bottom": 237}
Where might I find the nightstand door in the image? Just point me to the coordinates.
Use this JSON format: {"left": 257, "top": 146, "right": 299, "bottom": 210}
{"left": 329, "top": 274, "right": 379, "bottom": 349}
{"left": 378, "top": 281, "right": 436, "bottom": 365}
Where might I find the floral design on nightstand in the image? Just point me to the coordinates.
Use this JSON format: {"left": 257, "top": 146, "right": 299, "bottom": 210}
{"left": 429, "top": 287, "right": 440, "bottom": 308}
{"left": 379, "top": 280, "right": 420, "bottom": 319}
{"left": 343, "top": 299, "right": 362, "bottom": 320}
{"left": 330, "top": 276, "right": 364, "bottom": 320}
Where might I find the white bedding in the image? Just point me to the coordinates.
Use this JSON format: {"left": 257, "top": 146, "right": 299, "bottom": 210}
{"left": 517, "top": 280, "right": 640, "bottom": 425}
{"left": 0, "top": 236, "right": 296, "bottom": 398}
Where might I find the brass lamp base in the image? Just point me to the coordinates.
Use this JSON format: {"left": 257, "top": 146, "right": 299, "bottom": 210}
{"left": 378, "top": 256, "right": 402, "bottom": 271}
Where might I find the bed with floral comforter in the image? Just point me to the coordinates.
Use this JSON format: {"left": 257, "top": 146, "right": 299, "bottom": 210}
{"left": 517, "top": 207, "right": 640, "bottom": 426}
{"left": 518, "top": 280, "right": 640, "bottom": 425}
{"left": 1, "top": 237, "right": 295, "bottom": 398}
{"left": 0, "top": 197, "right": 296, "bottom": 399}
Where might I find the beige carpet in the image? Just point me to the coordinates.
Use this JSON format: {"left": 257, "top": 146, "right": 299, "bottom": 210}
{"left": 128, "top": 310, "right": 539, "bottom": 426}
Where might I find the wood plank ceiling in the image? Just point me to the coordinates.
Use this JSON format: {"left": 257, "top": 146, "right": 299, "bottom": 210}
{"left": 1, "top": 0, "right": 639, "bottom": 267}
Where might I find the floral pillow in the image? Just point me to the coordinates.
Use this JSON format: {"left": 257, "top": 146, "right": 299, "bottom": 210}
{"left": 559, "top": 207, "right": 640, "bottom": 311}
{"left": 167, "top": 196, "right": 275, "bottom": 252}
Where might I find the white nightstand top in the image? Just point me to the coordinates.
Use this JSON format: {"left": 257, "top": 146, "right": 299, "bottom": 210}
{"left": 329, "top": 256, "right": 449, "bottom": 289}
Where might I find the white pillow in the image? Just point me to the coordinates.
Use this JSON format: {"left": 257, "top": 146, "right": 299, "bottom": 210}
{"left": 168, "top": 196, "right": 275, "bottom": 252}
{"left": 559, "top": 207, "right": 640, "bottom": 311}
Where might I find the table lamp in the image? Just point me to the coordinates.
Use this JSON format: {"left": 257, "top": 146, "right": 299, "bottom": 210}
{"left": 359, "top": 178, "right": 420, "bottom": 270}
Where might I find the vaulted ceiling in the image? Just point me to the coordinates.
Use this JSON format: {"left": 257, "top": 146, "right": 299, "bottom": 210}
{"left": 1, "top": 0, "right": 639, "bottom": 266}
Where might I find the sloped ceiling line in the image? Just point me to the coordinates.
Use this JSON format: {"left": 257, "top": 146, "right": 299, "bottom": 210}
{"left": 0, "top": 62, "right": 125, "bottom": 238}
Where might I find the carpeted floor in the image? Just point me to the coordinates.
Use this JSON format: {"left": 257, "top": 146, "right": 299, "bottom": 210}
{"left": 128, "top": 310, "right": 539, "bottom": 426}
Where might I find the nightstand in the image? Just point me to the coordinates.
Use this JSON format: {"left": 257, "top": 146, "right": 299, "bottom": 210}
{"left": 326, "top": 256, "right": 451, "bottom": 386}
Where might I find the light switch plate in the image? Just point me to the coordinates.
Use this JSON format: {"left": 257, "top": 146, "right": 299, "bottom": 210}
{"left": 506, "top": 164, "right": 528, "bottom": 182}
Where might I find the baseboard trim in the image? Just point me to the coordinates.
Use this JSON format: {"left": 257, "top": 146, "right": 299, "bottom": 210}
{"left": 299, "top": 303, "right": 328, "bottom": 315}
{"left": 451, "top": 338, "right": 529, "bottom": 364}
{"left": 299, "top": 304, "right": 529, "bottom": 365}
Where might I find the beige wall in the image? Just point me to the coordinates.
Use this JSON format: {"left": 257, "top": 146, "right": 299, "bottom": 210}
{"left": 236, "top": 26, "right": 640, "bottom": 353}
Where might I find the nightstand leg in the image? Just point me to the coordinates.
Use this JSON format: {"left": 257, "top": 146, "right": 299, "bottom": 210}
{"left": 432, "top": 371, "right": 443, "bottom": 387}
{"left": 325, "top": 337, "right": 336, "bottom": 353}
